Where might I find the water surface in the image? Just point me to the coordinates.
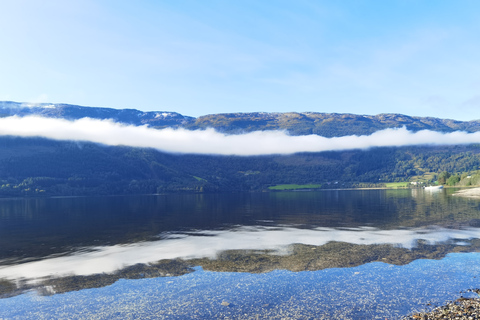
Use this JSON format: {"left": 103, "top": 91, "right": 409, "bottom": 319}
{"left": 1, "top": 189, "right": 480, "bottom": 319}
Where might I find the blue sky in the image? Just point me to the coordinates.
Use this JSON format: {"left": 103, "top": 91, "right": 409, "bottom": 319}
{"left": 1, "top": 1, "right": 479, "bottom": 120}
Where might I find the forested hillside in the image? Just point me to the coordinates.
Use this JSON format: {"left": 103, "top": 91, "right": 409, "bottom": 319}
{"left": 2, "top": 102, "right": 480, "bottom": 197}
{"left": 1, "top": 136, "right": 479, "bottom": 197}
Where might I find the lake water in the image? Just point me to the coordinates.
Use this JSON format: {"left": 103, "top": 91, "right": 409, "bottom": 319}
{"left": 1, "top": 189, "right": 480, "bottom": 319}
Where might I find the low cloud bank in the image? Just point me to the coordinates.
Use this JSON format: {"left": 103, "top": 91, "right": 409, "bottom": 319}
{"left": 1, "top": 116, "right": 480, "bottom": 155}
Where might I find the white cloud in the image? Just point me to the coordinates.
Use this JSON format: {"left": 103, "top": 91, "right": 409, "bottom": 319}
{"left": 1, "top": 116, "right": 480, "bottom": 156}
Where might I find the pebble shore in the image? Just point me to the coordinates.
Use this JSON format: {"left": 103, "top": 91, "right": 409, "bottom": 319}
{"left": 403, "top": 298, "right": 480, "bottom": 320}
{"left": 453, "top": 187, "right": 480, "bottom": 199}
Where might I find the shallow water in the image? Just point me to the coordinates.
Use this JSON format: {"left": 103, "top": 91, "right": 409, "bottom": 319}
{"left": 1, "top": 189, "right": 480, "bottom": 319}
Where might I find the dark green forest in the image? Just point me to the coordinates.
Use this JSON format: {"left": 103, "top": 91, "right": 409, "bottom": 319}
{"left": 1, "top": 136, "right": 480, "bottom": 197}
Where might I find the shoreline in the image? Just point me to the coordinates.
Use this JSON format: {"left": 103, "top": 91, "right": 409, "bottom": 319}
{"left": 452, "top": 187, "right": 480, "bottom": 199}
{"left": 0, "top": 185, "right": 479, "bottom": 200}
{"left": 403, "top": 296, "right": 480, "bottom": 319}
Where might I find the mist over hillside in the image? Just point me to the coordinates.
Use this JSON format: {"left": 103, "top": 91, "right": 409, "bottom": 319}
{"left": 0, "top": 135, "right": 479, "bottom": 197}
{"left": 1, "top": 101, "right": 480, "bottom": 197}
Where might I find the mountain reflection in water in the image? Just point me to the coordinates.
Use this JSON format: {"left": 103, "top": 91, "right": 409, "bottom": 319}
{"left": 1, "top": 189, "right": 480, "bottom": 319}
{"left": 1, "top": 225, "right": 480, "bottom": 282}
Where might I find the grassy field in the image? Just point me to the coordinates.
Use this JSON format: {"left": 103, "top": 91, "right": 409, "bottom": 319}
{"left": 268, "top": 184, "right": 322, "bottom": 190}
{"left": 385, "top": 182, "right": 410, "bottom": 188}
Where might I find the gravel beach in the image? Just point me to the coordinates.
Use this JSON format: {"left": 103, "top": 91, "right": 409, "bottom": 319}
{"left": 453, "top": 188, "right": 480, "bottom": 199}
{"left": 403, "top": 297, "right": 480, "bottom": 319}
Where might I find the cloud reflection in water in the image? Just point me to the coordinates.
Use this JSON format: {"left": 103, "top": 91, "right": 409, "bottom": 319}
{"left": 1, "top": 225, "right": 479, "bottom": 282}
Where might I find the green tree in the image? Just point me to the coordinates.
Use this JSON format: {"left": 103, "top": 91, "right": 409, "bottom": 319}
{"left": 446, "top": 175, "right": 460, "bottom": 186}
{"left": 438, "top": 171, "right": 451, "bottom": 184}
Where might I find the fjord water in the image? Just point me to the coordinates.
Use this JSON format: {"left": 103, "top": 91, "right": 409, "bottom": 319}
{"left": 1, "top": 189, "right": 480, "bottom": 319}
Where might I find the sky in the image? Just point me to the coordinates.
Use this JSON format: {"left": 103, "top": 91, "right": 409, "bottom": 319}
{"left": 1, "top": 1, "right": 480, "bottom": 120}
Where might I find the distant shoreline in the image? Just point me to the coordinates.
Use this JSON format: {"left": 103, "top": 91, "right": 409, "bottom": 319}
{"left": 1, "top": 186, "right": 480, "bottom": 199}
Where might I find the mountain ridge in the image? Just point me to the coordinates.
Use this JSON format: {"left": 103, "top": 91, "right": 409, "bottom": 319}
{"left": 2, "top": 101, "right": 480, "bottom": 137}
{"left": 0, "top": 101, "right": 193, "bottom": 128}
